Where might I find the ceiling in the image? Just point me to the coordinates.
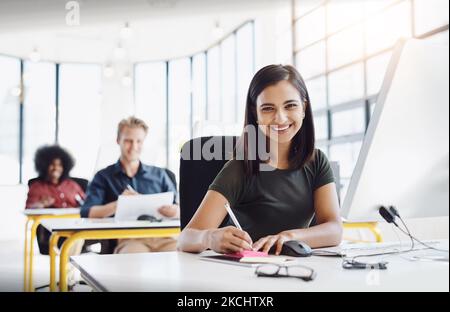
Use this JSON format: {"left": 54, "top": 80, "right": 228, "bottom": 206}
{"left": 0, "top": 0, "right": 287, "bottom": 63}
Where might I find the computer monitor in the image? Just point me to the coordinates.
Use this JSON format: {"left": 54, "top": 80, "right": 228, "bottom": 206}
{"left": 342, "top": 39, "right": 449, "bottom": 222}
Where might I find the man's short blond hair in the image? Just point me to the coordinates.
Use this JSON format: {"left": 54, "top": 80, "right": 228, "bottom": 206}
{"left": 117, "top": 116, "right": 149, "bottom": 140}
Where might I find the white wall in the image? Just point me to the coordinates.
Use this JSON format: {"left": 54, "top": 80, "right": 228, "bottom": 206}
{"left": 0, "top": 185, "right": 28, "bottom": 242}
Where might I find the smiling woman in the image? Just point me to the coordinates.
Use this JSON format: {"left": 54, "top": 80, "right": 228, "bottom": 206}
{"left": 25, "top": 144, "right": 86, "bottom": 254}
{"left": 242, "top": 65, "right": 315, "bottom": 174}
{"left": 177, "top": 64, "right": 343, "bottom": 255}
{"left": 25, "top": 145, "right": 85, "bottom": 209}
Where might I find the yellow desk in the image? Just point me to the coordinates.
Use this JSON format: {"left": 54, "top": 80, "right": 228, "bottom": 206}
{"left": 343, "top": 222, "right": 383, "bottom": 243}
{"left": 23, "top": 209, "right": 80, "bottom": 292}
{"left": 41, "top": 218, "right": 180, "bottom": 292}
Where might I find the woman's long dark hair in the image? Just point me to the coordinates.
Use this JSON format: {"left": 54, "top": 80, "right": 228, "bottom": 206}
{"left": 238, "top": 64, "right": 315, "bottom": 176}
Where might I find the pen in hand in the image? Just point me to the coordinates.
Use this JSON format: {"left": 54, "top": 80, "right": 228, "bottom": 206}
{"left": 224, "top": 203, "right": 253, "bottom": 249}
{"left": 224, "top": 203, "right": 242, "bottom": 230}
{"left": 126, "top": 184, "right": 136, "bottom": 192}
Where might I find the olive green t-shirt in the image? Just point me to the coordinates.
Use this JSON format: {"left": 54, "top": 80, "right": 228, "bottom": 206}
{"left": 208, "top": 149, "right": 335, "bottom": 241}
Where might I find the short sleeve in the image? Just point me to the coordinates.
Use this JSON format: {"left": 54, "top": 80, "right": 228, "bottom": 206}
{"left": 313, "top": 149, "right": 335, "bottom": 190}
{"left": 208, "top": 160, "right": 246, "bottom": 208}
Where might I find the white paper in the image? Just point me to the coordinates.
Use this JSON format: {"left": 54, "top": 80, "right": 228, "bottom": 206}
{"left": 114, "top": 192, "right": 174, "bottom": 221}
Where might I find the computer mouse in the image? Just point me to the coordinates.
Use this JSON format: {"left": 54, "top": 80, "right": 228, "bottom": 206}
{"left": 136, "top": 214, "right": 161, "bottom": 222}
{"left": 270, "top": 240, "right": 313, "bottom": 257}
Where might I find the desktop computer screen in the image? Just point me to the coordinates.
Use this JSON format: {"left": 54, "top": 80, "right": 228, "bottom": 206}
{"left": 342, "top": 39, "right": 449, "bottom": 222}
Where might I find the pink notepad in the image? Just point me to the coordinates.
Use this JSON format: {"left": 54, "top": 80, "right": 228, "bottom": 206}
{"left": 225, "top": 250, "right": 268, "bottom": 259}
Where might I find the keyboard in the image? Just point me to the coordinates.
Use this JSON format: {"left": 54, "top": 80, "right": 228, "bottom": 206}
{"left": 314, "top": 240, "right": 443, "bottom": 257}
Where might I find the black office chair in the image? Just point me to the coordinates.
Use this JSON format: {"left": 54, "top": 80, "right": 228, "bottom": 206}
{"left": 179, "top": 136, "right": 341, "bottom": 230}
{"left": 164, "top": 168, "right": 177, "bottom": 191}
{"left": 179, "top": 136, "right": 238, "bottom": 230}
{"left": 27, "top": 176, "right": 89, "bottom": 255}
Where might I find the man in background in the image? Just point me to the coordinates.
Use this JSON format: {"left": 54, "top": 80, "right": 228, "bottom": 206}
{"left": 81, "top": 116, "right": 179, "bottom": 253}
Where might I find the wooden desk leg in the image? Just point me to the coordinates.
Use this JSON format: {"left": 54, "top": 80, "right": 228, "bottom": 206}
{"left": 23, "top": 218, "right": 31, "bottom": 292}
{"left": 49, "top": 233, "right": 61, "bottom": 292}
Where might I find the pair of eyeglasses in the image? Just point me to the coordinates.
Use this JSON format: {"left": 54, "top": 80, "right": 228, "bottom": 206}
{"left": 255, "top": 264, "right": 316, "bottom": 281}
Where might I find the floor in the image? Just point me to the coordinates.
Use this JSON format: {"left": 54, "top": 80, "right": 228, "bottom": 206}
{"left": 0, "top": 239, "right": 92, "bottom": 292}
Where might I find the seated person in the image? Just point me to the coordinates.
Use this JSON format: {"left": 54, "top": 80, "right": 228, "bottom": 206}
{"left": 81, "top": 116, "right": 179, "bottom": 254}
{"left": 177, "top": 65, "right": 343, "bottom": 254}
{"left": 25, "top": 145, "right": 86, "bottom": 254}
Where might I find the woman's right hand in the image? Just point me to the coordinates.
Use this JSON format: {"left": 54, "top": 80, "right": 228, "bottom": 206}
{"left": 39, "top": 196, "right": 55, "bottom": 208}
{"left": 207, "top": 226, "right": 253, "bottom": 254}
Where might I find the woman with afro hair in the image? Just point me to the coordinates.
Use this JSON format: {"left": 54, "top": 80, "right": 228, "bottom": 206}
{"left": 25, "top": 145, "right": 86, "bottom": 255}
{"left": 25, "top": 145, "right": 86, "bottom": 209}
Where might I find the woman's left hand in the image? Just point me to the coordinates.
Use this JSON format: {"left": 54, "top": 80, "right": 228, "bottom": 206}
{"left": 253, "top": 232, "right": 293, "bottom": 255}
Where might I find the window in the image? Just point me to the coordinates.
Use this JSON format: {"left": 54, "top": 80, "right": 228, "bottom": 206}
{"left": 59, "top": 64, "right": 102, "bottom": 179}
{"left": 306, "top": 76, "right": 327, "bottom": 111}
{"left": 295, "top": 41, "right": 325, "bottom": 79}
{"left": 329, "top": 141, "right": 363, "bottom": 198}
{"left": 133, "top": 21, "right": 255, "bottom": 178}
{"left": 168, "top": 58, "right": 191, "bottom": 179}
{"left": 316, "top": 143, "right": 329, "bottom": 157}
{"left": 329, "top": 141, "right": 364, "bottom": 177}
{"left": 331, "top": 107, "right": 366, "bottom": 137}
{"left": 423, "top": 29, "right": 449, "bottom": 43}
{"left": 0, "top": 56, "right": 20, "bottom": 184}
{"left": 192, "top": 54, "right": 207, "bottom": 128}
{"left": 313, "top": 113, "right": 328, "bottom": 140}
{"left": 221, "top": 36, "right": 237, "bottom": 123}
{"left": 366, "top": 51, "right": 392, "bottom": 96}
{"left": 294, "top": 0, "right": 323, "bottom": 19}
{"left": 370, "top": 102, "right": 376, "bottom": 116}
{"left": 207, "top": 47, "right": 221, "bottom": 122}
{"left": 363, "top": 0, "right": 397, "bottom": 16}
{"left": 135, "top": 62, "right": 168, "bottom": 168}
{"left": 327, "top": 0, "right": 364, "bottom": 34}
{"left": 328, "top": 63, "right": 364, "bottom": 106}
{"left": 236, "top": 22, "right": 255, "bottom": 125}
{"left": 294, "top": 0, "right": 448, "bottom": 197}
{"left": 365, "top": 1, "right": 412, "bottom": 55}
{"left": 22, "top": 62, "right": 56, "bottom": 182}
{"left": 328, "top": 25, "right": 364, "bottom": 70}
{"left": 295, "top": 6, "right": 326, "bottom": 50}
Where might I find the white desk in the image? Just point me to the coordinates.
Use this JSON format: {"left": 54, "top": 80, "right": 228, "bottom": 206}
{"left": 41, "top": 218, "right": 180, "bottom": 292}
{"left": 71, "top": 240, "right": 449, "bottom": 292}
